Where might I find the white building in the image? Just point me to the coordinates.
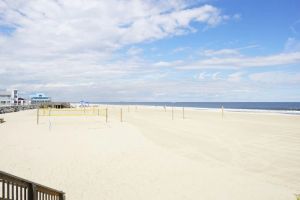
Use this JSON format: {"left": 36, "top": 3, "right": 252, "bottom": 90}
{"left": 0, "top": 89, "right": 26, "bottom": 106}
{"left": 0, "top": 91, "right": 12, "bottom": 106}
{"left": 11, "top": 89, "right": 18, "bottom": 105}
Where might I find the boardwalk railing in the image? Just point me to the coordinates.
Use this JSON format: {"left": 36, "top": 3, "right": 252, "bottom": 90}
{"left": 0, "top": 171, "right": 65, "bottom": 200}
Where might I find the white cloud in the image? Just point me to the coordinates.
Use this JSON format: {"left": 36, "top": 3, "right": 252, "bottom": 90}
{"left": 227, "top": 72, "right": 245, "bottom": 82}
{"left": 195, "top": 72, "right": 207, "bottom": 80}
{"left": 284, "top": 38, "right": 300, "bottom": 52}
{"left": 194, "top": 71, "right": 224, "bottom": 81}
{"left": 126, "top": 47, "right": 143, "bottom": 56}
{"left": 233, "top": 14, "right": 241, "bottom": 20}
{"left": 0, "top": 0, "right": 232, "bottom": 100}
{"left": 172, "top": 47, "right": 189, "bottom": 53}
{"left": 249, "top": 71, "right": 300, "bottom": 84}
{"left": 0, "top": 1, "right": 227, "bottom": 55}
{"left": 178, "top": 52, "right": 300, "bottom": 69}
{"left": 200, "top": 48, "right": 240, "bottom": 57}
{"left": 290, "top": 19, "right": 300, "bottom": 34}
{"left": 154, "top": 60, "right": 183, "bottom": 67}
{"left": 212, "top": 72, "right": 221, "bottom": 80}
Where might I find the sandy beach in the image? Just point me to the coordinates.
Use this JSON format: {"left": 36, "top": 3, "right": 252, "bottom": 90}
{"left": 1, "top": 106, "right": 300, "bottom": 200}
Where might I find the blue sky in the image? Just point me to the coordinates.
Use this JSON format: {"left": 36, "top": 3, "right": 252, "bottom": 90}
{"left": 0, "top": 0, "right": 300, "bottom": 101}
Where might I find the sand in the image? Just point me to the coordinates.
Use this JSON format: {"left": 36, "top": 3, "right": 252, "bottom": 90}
{"left": 0, "top": 106, "right": 300, "bottom": 200}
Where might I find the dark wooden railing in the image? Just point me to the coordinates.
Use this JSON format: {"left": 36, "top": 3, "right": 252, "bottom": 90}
{"left": 0, "top": 171, "right": 65, "bottom": 200}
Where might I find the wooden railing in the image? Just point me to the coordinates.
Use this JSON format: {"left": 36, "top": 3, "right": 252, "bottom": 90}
{"left": 0, "top": 171, "right": 65, "bottom": 200}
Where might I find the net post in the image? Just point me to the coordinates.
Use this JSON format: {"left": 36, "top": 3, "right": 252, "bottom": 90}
{"left": 222, "top": 105, "right": 224, "bottom": 119}
{"left": 37, "top": 108, "right": 39, "bottom": 125}
{"left": 172, "top": 107, "right": 174, "bottom": 120}
{"left": 120, "top": 108, "right": 123, "bottom": 122}
{"left": 106, "top": 108, "right": 108, "bottom": 123}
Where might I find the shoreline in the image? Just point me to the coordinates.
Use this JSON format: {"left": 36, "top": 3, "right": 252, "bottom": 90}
{"left": 72, "top": 103, "right": 300, "bottom": 116}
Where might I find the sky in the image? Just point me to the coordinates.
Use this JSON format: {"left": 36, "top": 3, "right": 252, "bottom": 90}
{"left": 0, "top": 0, "right": 300, "bottom": 102}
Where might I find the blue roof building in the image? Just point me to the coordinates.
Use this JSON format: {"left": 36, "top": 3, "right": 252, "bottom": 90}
{"left": 30, "top": 93, "right": 51, "bottom": 104}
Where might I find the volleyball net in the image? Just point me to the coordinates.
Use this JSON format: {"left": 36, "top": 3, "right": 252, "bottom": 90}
{"left": 38, "top": 107, "right": 107, "bottom": 117}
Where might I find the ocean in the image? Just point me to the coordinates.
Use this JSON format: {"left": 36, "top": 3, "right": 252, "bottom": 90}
{"left": 94, "top": 102, "right": 300, "bottom": 114}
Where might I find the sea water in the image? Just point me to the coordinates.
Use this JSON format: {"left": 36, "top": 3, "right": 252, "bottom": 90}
{"left": 94, "top": 102, "right": 300, "bottom": 114}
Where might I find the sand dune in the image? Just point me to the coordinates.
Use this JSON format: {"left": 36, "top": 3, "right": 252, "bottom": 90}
{"left": 0, "top": 106, "right": 300, "bottom": 200}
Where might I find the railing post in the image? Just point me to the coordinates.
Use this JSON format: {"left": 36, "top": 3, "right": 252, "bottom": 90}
{"left": 2, "top": 180, "right": 5, "bottom": 199}
{"left": 6, "top": 181, "right": 9, "bottom": 199}
{"left": 28, "top": 183, "right": 37, "bottom": 200}
{"left": 59, "top": 193, "right": 65, "bottom": 200}
{"left": 12, "top": 183, "right": 14, "bottom": 200}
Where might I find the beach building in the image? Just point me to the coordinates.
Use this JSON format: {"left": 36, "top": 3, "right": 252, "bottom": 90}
{"left": 0, "top": 89, "right": 19, "bottom": 106}
{"left": 11, "top": 89, "right": 18, "bottom": 105}
{"left": 0, "top": 91, "right": 11, "bottom": 106}
{"left": 30, "top": 93, "right": 51, "bottom": 104}
{"left": 17, "top": 97, "right": 26, "bottom": 105}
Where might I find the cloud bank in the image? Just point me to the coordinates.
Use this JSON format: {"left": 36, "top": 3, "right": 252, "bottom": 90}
{"left": 0, "top": 0, "right": 300, "bottom": 101}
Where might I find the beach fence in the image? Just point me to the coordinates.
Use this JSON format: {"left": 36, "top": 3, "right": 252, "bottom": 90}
{"left": 0, "top": 170, "right": 65, "bottom": 200}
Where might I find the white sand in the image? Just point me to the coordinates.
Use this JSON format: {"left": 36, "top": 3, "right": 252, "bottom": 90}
{"left": 0, "top": 106, "right": 300, "bottom": 200}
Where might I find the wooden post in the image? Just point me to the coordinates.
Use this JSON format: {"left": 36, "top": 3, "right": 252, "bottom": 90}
{"left": 135, "top": 106, "right": 137, "bottom": 112}
{"left": 37, "top": 108, "right": 39, "bottom": 125}
{"left": 6, "top": 180, "right": 9, "bottom": 199}
{"left": 2, "top": 180, "right": 5, "bottom": 199}
{"left": 106, "top": 108, "right": 108, "bottom": 123}
{"left": 59, "top": 193, "right": 65, "bottom": 200}
{"left": 12, "top": 183, "right": 14, "bottom": 200}
{"left": 97, "top": 109, "right": 100, "bottom": 116}
{"left": 164, "top": 105, "right": 166, "bottom": 112}
{"left": 28, "top": 183, "right": 37, "bottom": 200}
{"left": 172, "top": 107, "right": 174, "bottom": 120}
{"left": 182, "top": 107, "right": 185, "bottom": 119}
{"left": 120, "top": 108, "right": 123, "bottom": 122}
{"left": 128, "top": 106, "right": 130, "bottom": 112}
